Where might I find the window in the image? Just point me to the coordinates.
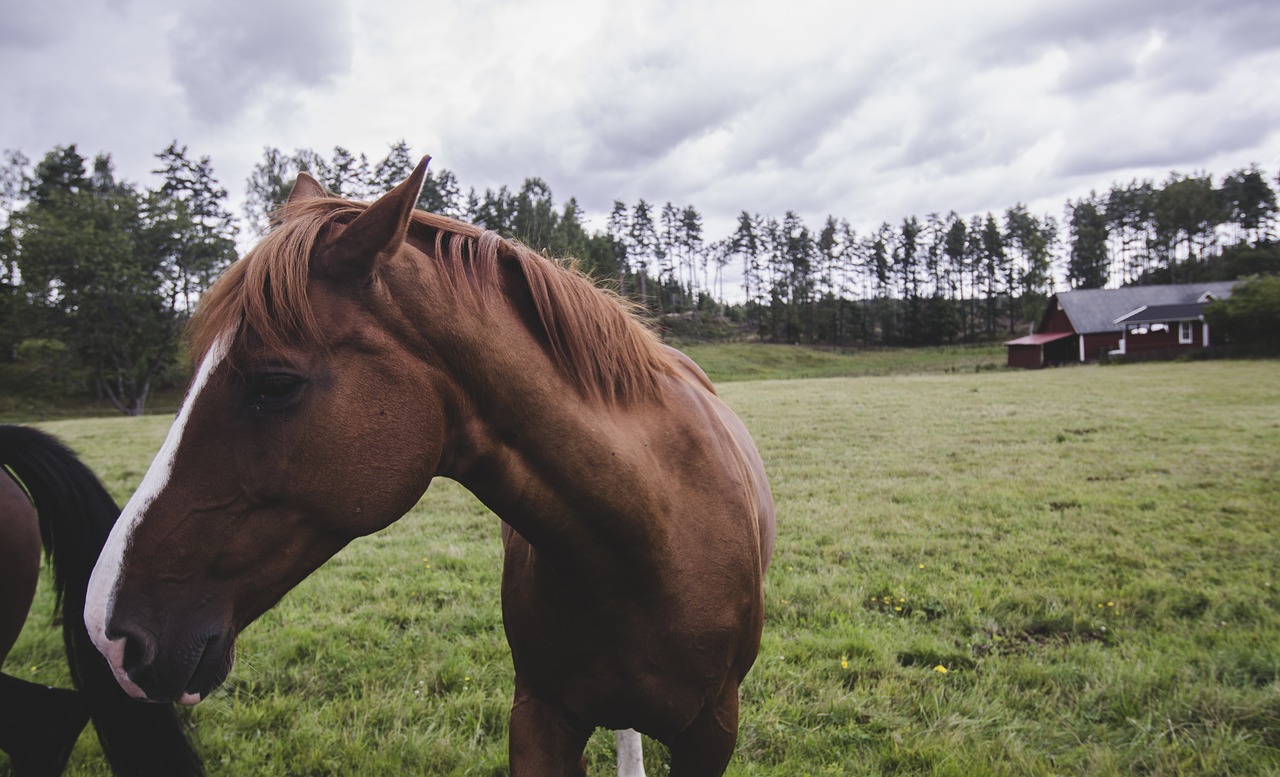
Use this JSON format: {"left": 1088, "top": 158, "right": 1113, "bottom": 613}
{"left": 1179, "top": 321, "right": 1193, "bottom": 344}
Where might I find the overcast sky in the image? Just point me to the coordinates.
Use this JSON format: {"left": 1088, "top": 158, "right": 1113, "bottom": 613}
{"left": 3, "top": 0, "right": 1278, "bottom": 248}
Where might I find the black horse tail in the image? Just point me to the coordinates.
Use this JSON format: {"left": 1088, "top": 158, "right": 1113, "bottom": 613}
{"left": 0, "top": 425, "right": 204, "bottom": 777}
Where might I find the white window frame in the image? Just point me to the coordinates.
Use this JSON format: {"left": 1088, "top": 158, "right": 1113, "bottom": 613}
{"left": 1179, "top": 321, "right": 1193, "bottom": 344}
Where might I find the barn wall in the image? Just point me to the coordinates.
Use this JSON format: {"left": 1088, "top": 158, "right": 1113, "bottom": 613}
{"left": 1082, "top": 333, "right": 1120, "bottom": 361}
{"left": 1042, "top": 304, "right": 1074, "bottom": 333}
{"left": 1007, "top": 345, "right": 1043, "bottom": 369}
{"left": 1124, "top": 320, "right": 1210, "bottom": 354}
{"left": 1125, "top": 326, "right": 1180, "bottom": 354}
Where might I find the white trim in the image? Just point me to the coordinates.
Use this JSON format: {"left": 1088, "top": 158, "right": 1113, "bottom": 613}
{"left": 1114, "top": 305, "right": 1149, "bottom": 325}
{"left": 1178, "top": 321, "right": 1193, "bottom": 344}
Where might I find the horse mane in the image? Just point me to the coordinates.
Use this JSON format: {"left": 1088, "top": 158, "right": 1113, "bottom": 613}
{"left": 189, "top": 199, "right": 677, "bottom": 405}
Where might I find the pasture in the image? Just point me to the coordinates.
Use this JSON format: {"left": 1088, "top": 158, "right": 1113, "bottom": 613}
{"left": 4, "top": 359, "right": 1279, "bottom": 776}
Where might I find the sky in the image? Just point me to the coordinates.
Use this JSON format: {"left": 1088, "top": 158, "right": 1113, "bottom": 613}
{"left": 3, "top": 0, "right": 1279, "bottom": 262}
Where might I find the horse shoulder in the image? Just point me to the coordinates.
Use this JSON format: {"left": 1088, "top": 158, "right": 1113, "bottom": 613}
{"left": 657, "top": 356, "right": 777, "bottom": 576}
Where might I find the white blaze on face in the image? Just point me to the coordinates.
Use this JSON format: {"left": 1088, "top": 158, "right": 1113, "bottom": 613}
{"left": 84, "top": 330, "right": 234, "bottom": 701}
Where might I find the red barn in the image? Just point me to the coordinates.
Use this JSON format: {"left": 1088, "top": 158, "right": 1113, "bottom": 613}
{"left": 1005, "top": 282, "right": 1235, "bottom": 368}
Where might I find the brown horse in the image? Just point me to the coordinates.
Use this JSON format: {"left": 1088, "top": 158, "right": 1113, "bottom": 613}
{"left": 0, "top": 425, "right": 202, "bottom": 776}
{"left": 84, "top": 157, "right": 775, "bottom": 775}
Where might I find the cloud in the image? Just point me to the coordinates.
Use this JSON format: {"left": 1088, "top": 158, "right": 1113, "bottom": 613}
{"left": 1056, "top": 105, "right": 1278, "bottom": 180}
{"left": 168, "top": 0, "right": 356, "bottom": 125}
{"left": 0, "top": 0, "right": 83, "bottom": 48}
{"left": 3, "top": 0, "right": 1277, "bottom": 256}
{"left": 988, "top": 0, "right": 1280, "bottom": 98}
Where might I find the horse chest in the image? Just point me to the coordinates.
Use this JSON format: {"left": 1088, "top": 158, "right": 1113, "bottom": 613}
{"left": 500, "top": 539, "right": 756, "bottom": 734}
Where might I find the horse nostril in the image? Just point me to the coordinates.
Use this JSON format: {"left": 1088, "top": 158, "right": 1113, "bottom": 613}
{"left": 110, "top": 624, "right": 157, "bottom": 679}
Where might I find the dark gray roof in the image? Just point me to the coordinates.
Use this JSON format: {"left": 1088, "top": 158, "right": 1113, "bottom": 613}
{"left": 1055, "top": 282, "right": 1235, "bottom": 334}
{"left": 1115, "top": 303, "right": 1208, "bottom": 325}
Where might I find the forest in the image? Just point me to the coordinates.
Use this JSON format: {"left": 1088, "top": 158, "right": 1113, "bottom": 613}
{"left": 1, "top": 140, "right": 1277, "bottom": 414}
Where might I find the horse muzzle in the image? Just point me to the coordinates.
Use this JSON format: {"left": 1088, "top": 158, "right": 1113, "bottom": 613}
{"left": 103, "top": 620, "right": 236, "bottom": 705}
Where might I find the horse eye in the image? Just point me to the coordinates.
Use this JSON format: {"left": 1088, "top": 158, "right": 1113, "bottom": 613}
{"left": 249, "top": 373, "right": 305, "bottom": 410}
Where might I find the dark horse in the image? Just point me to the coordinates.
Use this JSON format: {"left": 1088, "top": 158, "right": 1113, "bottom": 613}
{"left": 84, "top": 158, "right": 776, "bottom": 775}
{"left": 0, "top": 425, "right": 202, "bottom": 776}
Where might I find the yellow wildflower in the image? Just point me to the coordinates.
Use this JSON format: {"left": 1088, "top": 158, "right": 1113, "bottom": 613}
{"left": 933, "top": 665, "right": 948, "bottom": 674}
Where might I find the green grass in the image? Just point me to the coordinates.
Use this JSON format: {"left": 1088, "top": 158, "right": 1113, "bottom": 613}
{"left": 4, "top": 360, "right": 1280, "bottom": 775}
{"left": 679, "top": 342, "right": 1006, "bottom": 382}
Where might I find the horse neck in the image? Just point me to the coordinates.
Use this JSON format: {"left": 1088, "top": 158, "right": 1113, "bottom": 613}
{"left": 398, "top": 262, "right": 669, "bottom": 576}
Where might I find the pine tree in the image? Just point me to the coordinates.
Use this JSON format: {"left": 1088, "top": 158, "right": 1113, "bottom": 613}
{"left": 1067, "top": 195, "right": 1110, "bottom": 289}
{"left": 149, "top": 142, "right": 239, "bottom": 312}
{"left": 606, "top": 200, "right": 631, "bottom": 292}
{"left": 243, "top": 146, "right": 294, "bottom": 232}
{"left": 420, "top": 168, "right": 463, "bottom": 218}
{"left": 730, "top": 211, "right": 762, "bottom": 318}
{"left": 629, "top": 199, "right": 658, "bottom": 306}
{"left": 329, "top": 146, "right": 372, "bottom": 199}
{"left": 1220, "top": 165, "right": 1277, "bottom": 245}
{"left": 511, "top": 178, "right": 556, "bottom": 250}
{"left": 373, "top": 140, "right": 415, "bottom": 192}
{"left": 1004, "top": 204, "right": 1056, "bottom": 326}
{"left": 658, "top": 202, "right": 680, "bottom": 299}
{"left": 15, "top": 148, "right": 173, "bottom": 414}
{"left": 1153, "top": 172, "right": 1224, "bottom": 281}
{"left": 680, "top": 205, "right": 705, "bottom": 298}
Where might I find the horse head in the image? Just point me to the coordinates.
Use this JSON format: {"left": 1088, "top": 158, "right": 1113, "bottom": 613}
{"left": 84, "top": 158, "right": 456, "bottom": 704}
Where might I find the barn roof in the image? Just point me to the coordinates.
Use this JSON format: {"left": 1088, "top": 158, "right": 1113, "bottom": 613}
{"left": 1004, "top": 331, "right": 1074, "bottom": 346}
{"left": 1114, "top": 303, "right": 1209, "bottom": 325}
{"left": 1053, "top": 282, "right": 1235, "bottom": 334}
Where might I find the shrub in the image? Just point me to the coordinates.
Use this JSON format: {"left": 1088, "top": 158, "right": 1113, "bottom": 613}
{"left": 1205, "top": 275, "right": 1280, "bottom": 352}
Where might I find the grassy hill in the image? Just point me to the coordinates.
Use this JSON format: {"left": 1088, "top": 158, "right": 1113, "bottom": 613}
{"left": 0, "top": 343, "right": 1007, "bottom": 422}
{"left": 678, "top": 342, "right": 1006, "bottom": 382}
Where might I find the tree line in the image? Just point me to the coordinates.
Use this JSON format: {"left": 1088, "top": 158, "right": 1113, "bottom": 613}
{"left": 1, "top": 144, "right": 236, "bottom": 414}
{"left": 240, "top": 142, "right": 1278, "bottom": 344}
{"left": 2, "top": 139, "right": 1277, "bottom": 414}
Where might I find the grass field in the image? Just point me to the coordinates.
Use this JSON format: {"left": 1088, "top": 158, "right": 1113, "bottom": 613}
{"left": 676, "top": 342, "right": 1006, "bottom": 382}
{"left": 4, "top": 359, "right": 1279, "bottom": 775}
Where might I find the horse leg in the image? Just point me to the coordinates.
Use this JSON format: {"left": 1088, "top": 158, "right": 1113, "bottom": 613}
{"left": 615, "top": 728, "right": 646, "bottom": 777}
{"left": 507, "top": 685, "right": 591, "bottom": 777}
{"left": 665, "top": 684, "right": 739, "bottom": 777}
{"left": 0, "top": 673, "right": 90, "bottom": 777}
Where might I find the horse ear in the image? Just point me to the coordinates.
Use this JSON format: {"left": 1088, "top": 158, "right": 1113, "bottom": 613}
{"left": 316, "top": 155, "right": 431, "bottom": 281}
{"left": 285, "top": 172, "right": 329, "bottom": 220}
